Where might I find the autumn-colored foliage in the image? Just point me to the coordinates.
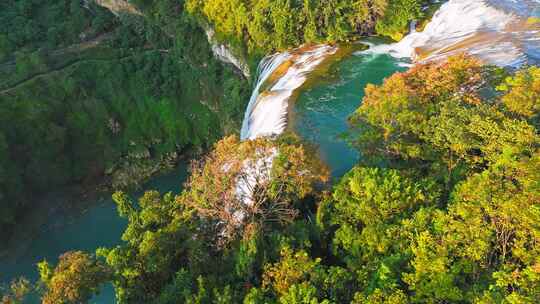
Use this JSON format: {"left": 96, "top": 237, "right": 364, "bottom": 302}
{"left": 180, "top": 134, "right": 329, "bottom": 246}
{"left": 38, "top": 251, "right": 110, "bottom": 304}
{"left": 351, "top": 55, "right": 485, "bottom": 163}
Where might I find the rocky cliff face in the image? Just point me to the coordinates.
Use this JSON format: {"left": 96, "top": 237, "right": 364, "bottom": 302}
{"left": 89, "top": 0, "right": 141, "bottom": 16}
{"left": 90, "top": 0, "right": 250, "bottom": 77}
{"left": 205, "top": 27, "right": 251, "bottom": 79}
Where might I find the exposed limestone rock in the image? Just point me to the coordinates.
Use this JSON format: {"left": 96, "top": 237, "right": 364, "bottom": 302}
{"left": 89, "top": 0, "right": 142, "bottom": 16}
{"left": 204, "top": 27, "right": 251, "bottom": 78}
{"left": 90, "top": 0, "right": 249, "bottom": 77}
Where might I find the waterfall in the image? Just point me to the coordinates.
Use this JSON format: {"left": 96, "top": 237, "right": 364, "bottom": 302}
{"left": 365, "top": 0, "right": 540, "bottom": 67}
{"left": 234, "top": 0, "right": 539, "bottom": 212}
{"left": 240, "top": 45, "right": 338, "bottom": 140}
{"left": 241, "top": 0, "right": 540, "bottom": 142}
{"left": 231, "top": 44, "right": 336, "bottom": 218}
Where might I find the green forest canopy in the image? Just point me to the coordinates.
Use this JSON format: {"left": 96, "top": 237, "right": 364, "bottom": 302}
{"left": 186, "top": 0, "right": 428, "bottom": 55}
{"left": 0, "top": 0, "right": 249, "bottom": 235}
{"left": 9, "top": 56, "right": 537, "bottom": 304}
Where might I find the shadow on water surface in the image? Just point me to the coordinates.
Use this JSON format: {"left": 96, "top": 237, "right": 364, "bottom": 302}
{"left": 0, "top": 163, "right": 188, "bottom": 303}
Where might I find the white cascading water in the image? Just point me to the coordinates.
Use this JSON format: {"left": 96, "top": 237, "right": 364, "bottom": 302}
{"left": 242, "top": 1, "right": 540, "bottom": 141}
{"left": 240, "top": 45, "right": 338, "bottom": 140}
{"left": 226, "top": 44, "right": 337, "bottom": 222}
{"left": 233, "top": 0, "right": 539, "bottom": 214}
{"left": 233, "top": 44, "right": 336, "bottom": 218}
{"left": 365, "top": 0, "right": 540, "bottom": 67}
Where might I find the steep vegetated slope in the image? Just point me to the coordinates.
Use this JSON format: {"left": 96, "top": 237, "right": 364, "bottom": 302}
{"left": 0, "top": 0, "right": 249, "bottom": 236}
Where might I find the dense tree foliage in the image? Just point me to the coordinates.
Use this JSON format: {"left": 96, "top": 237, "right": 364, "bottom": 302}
{"left": 0, "top": 0, "right": 115, "bottom": 62}
{"left": 497, "top": 66, "right": 540, "bottom": 126}
{"left": 30, "top": 57, "right": 540, "bottom": 303}
{"left": 38, "top": 251, "right": 111, "bottom": 304}
{"left": 180, "top": 135, "right": 329, "bottom": 245}
{"left": 350, "top": 55, "right": 537, "bottom": 193}
{"left": 186, "top": 0, "right": 428, "bottom": 55}
{"left": 345, "top": 56, "right": 540, "bottom": 302}
{"left": 94, "top": 134, "right": 327, "bottom": 303}
{"left": 0, "top": 0, "right": 249, "bottom": 235}
{"left": 2, "top": 0, "right": 539, "bottom": 302}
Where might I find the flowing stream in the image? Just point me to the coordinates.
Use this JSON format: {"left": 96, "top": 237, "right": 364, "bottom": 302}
{"left": 1, "top": 0, "right": 539, "bottom": 302}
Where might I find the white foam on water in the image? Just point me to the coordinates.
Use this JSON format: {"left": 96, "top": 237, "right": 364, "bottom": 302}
{"left": 225, "top": 44, "right": 337, "bottom": 228}
{"left": 227, "top": 0, "right": 540, "bottom": 232}
{"left": 230, "top": 44, "right": 337, "bottom": 225}
{"left": 240, "top": 45, "right": 338, "bottom": 140}
{"left": 363, "top": 0, "right": 540, "bottom": 67}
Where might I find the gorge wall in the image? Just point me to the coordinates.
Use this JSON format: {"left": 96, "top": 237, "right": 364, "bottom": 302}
{"left": 204, "top": 27, "right": 251, "bottom": 78}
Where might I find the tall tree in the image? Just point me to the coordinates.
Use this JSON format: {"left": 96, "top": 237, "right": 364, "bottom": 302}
{"left": 38, "top": 251, "right": 111, "bottom": 304}
{"left": 180, "top": 134, "right": 329, "bottom": 246}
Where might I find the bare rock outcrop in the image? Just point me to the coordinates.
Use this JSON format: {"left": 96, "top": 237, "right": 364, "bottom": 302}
{"left": 204, "top": 27, "right": 251, "bottom": 78}
{"left": 88, "top": 0, "right": 142, "bottom": 16}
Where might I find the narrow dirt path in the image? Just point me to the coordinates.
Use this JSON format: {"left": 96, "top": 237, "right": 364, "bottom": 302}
{"left": 0, "top": 48, "right": 169, "bottom": 95}
{"left": 0, "top": 32, "right": 113, "bottom": 69}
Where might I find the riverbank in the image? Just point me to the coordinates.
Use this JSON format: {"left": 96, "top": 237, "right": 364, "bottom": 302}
{"left": 0, "top": 161, "right": 189, "bottom": 289}
{"left": 0, "top": 150, "right": 192, "bottom": 261}
{"left": 0, "top": 137, "right": 211, "bottom": 254}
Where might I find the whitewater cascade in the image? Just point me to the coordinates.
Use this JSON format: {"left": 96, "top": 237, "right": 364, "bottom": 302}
{"left": 235, "top": 0, "right": 539, "bottom": 212}
{"left": 240, "top": 45, "right": 338, "bottom": 140}
{"left": 366, "top": 0, "right": 540, "bottom": 67}
{"left": 233, "top": 44, "right": 336, "bottom": 218}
